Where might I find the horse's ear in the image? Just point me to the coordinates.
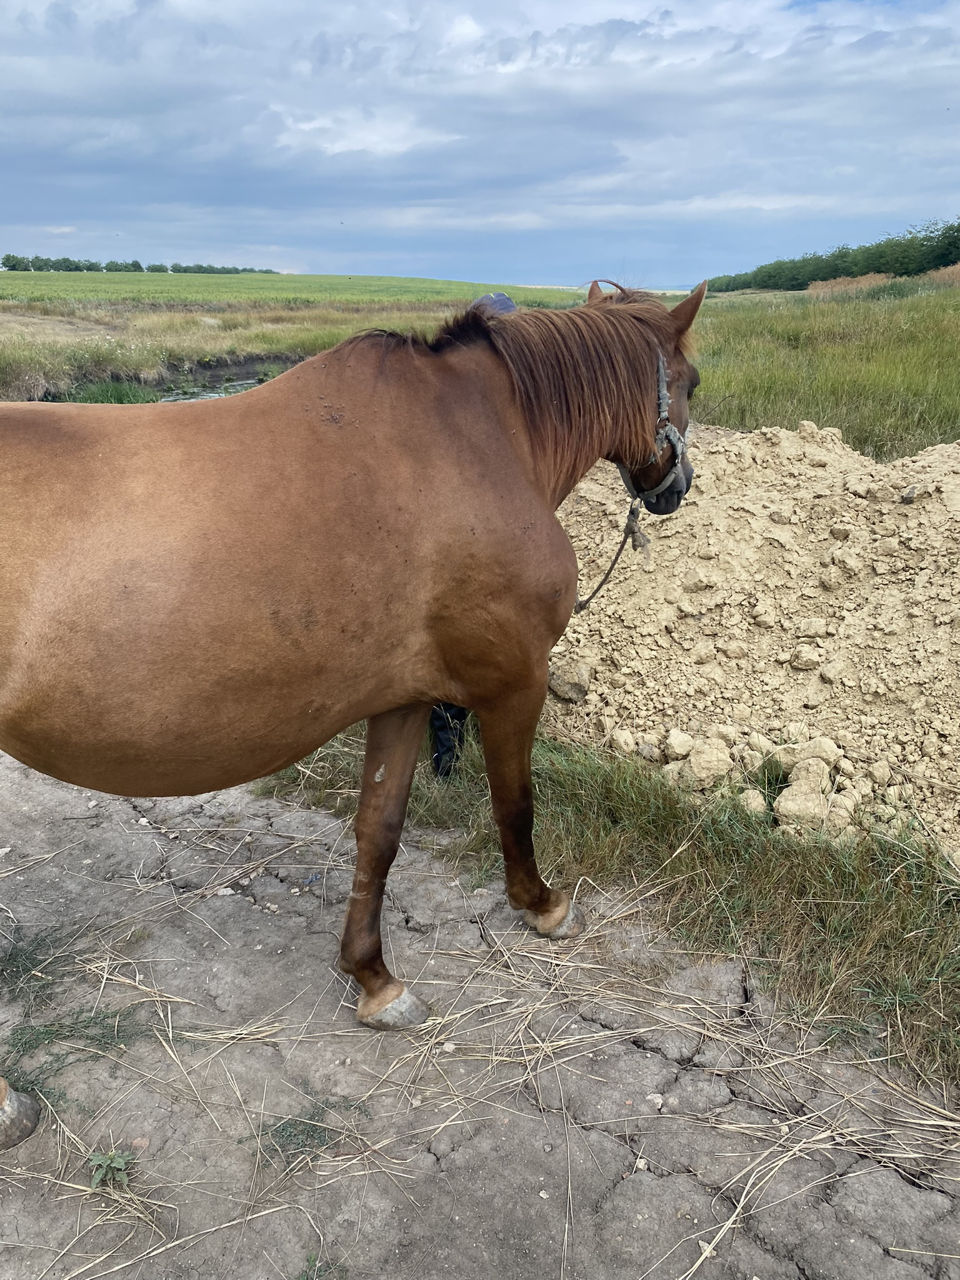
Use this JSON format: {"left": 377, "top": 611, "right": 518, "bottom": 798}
{"left": 671, "top": 280, "right": 708, "bottom": 334}
{"left": 587, "top": 280, "right": 605, "bottom": 303}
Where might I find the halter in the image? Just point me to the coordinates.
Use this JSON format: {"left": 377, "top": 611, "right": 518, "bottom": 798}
{"left": 614, "top": 352, "right": 687, "bottom": 504}
{"left": 575, "top": 351, "right": 686, "bottom": 614}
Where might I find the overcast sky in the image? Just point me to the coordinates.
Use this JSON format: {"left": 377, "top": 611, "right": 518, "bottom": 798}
{"left": 2, "top": 0, "right": 958, "bottom": 287}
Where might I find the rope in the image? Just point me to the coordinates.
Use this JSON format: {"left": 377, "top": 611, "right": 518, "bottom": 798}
{"left": 574, "top": 498, "right": 649, "bottom": 614}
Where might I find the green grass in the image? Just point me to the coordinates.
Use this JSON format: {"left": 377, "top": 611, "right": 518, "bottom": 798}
{"left": 2, "top": 1006, "right": 145, "bottom": 1101}
{"left": 263, "top": 728, "right": 960, "bottom": 1086}
{"left": 0, "top": 270, "right": 581, "bottom": 307}
{"left": 63, "top": 378, "right": 162, "bottom": 403}
{"left": 0, "top": 927, "right": 78, "bottom": 1012}
{"left": 696, "top": 287, "right": 960, "bottom": 458}
{"left": 260, "top": 1092, "right": 363, "bottom": 1169}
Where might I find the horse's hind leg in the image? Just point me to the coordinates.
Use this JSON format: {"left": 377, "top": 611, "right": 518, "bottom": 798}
{"left": 476, "top": 687, "right": 584, "bottom": 940}
{"left": 339, "top": 704, "right": 432, "bottom": 1029}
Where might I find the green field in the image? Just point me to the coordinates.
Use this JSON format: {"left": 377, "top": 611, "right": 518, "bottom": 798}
{"left": 0, "top": 269, "right": 580, "bottom": 307}
{"left": 1, "top": 270, "right": 959, "bottom": 460}
{"left": 0, "top": 271, "right": 583, "bottom": 402}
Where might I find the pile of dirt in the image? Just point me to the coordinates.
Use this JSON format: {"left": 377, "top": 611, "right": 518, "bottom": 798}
{"left": 547, "top": 421, "right": 960, "bottom": 864}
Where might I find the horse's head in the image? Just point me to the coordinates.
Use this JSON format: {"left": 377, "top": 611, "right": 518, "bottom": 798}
{"left": 592, "top": 280, "right": 706, "bottom": 516}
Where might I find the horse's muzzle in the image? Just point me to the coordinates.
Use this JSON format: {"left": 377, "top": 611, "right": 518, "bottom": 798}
{"left": 641, "top": 456, "right": 694, "bottom": 515}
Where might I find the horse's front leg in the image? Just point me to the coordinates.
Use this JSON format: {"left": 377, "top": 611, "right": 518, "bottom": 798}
{"left": 476, "top": 685, "right": 584, "bottom": 939}
{"left": 339, "top": 704, "right": 433, "bottom": 1028}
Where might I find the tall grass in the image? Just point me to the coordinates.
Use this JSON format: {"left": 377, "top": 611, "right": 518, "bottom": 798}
{"left": 696, "top": 286, "right": 960, "bottom": 458}
{"left": 264, "top": 728, "right": 960, "bottom": 1088}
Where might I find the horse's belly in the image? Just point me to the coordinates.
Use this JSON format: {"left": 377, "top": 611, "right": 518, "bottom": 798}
{"left": 0, "top": 690, "right": 345, "bottom": 798}
{"left": 0, "top": 618, "right": 370, "bottom": 796}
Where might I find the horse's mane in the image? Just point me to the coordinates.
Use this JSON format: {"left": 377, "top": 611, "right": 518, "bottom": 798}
{"left": 349, "top": 288, "right": 687, "bottom": 488}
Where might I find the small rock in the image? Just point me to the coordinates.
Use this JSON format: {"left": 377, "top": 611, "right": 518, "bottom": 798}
{"left": 771, "top": 743, "right": 801, "bottom": 773}
{"left": 774, "top": 783, "right": 828, "bottom": 828}
{"left": 797, "top": 617, "right": 829, "bottom": 638}
{"left": 610, "top": 728, "right": 636, "bottom": 755}
{"left": 747, "top": 731, "right": 776, "bottom": 756}
{"left": 722, "top": 640, "right": 748, "bottom": 659}
{"left": 738, "top": 789, "right": 768, "bottom": 815}
{"left": 794, "top": 736, "right": 842, "bottom": 768}
{"left": 665, "top": 729, "right": 695, "bottom": 761}
{"left": 661, "top": 761, "right": 688, "bottom": 785}
{"left": 686, "top": 738, "right": 734, "bottom": 789}
{"left": 789, "top": 757, "right": 831, "bottom": 793}
{"left": 690, "top": 640, "right": 714, "bottom": 664}
{"left": 867, "top": 760, "right": 892, "bottom": 787}
{"left": 789, "top": 644, "right": 821, "bottom": 671}
{"left": 548, "top": 660, "right": 593, "bottom": 703}
{"left": 684, "top": 567, "right": 718, "bottom": 593}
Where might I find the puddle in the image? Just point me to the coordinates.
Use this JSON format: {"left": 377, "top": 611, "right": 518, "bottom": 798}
{"left": 159, "top": 377, "right": 261, "bottom": 402}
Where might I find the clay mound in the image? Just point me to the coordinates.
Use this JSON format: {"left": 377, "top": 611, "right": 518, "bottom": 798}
{"left": 547, "top": 421, "right": 960, "bottom": 863}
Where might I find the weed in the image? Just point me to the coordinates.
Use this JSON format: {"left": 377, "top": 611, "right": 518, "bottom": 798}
{"left": 88, "top": 1149, "right": 135, "bottom": 1191}
{"left": 290, "top": 1256, "right": 345, "bottom": 1280}
{"left": 2, "top": 1007, "right": 145, "bottom": 1098}
{"left": 694, "top": 286, "right": 960, "bottom": 458}
{"left": 261, "top": 1092, "right": 364, "bottom": 1168}
{"left": 0, "top": 927, "right": 76, "bottom": 1011}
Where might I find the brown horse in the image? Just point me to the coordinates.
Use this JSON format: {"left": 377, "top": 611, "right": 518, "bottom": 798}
{"left": 0, "top": 280, "right": 705, "bottom": 1145}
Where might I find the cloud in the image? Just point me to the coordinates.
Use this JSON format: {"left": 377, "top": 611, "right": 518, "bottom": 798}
{"left": 1, "top": 1, "right": 958, "bottom": 284}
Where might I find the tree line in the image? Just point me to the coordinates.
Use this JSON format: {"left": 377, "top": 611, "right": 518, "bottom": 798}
{"left": 1, "top": 255, "right": 278, "bottom": 274}
{"left": 709, "top": 217, "right": 960, "bottom": 292}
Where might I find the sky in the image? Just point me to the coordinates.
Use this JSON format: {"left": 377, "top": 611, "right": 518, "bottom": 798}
{"left": 1, "top": 0, "right": 958, "bottom": 288}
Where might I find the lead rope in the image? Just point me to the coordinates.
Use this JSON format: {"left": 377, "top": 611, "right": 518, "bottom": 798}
{"left": 574, "top": 351, "right": 677, "bottom": 613}
{"left": 574, "top": 498, "right": 650, "bottom": 614}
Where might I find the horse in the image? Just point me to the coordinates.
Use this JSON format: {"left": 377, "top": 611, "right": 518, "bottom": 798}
{"left": 0, "top": 279, "right": 706, "bottom": 1148}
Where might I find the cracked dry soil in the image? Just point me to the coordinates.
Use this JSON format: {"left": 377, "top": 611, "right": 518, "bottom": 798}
{"left": 1, "top": 753, "right": 959, "bottom": 1280}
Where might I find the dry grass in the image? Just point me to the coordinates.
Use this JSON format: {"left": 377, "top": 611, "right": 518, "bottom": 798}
{"left": 806, "top": 273, "right": 893, "bottom": 298}
{"left": 263, "top": 728, "right": 960, "bottom": 1089}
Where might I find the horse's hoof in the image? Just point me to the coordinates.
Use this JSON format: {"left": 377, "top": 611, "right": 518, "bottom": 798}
{"left": 357, "top": 982, "right": 432, "bottom": 1030}
{"left": 0, "top": 1082, "right": 40, "bottom": 1151}
{"left": 524, "top": 897, "right": 585, "bottom": 940}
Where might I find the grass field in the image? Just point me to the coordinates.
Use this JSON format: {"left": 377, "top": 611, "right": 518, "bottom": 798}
{"left": 0, "top": 269, "right": 580, "bottom": 307}
{"left": 1, "top": 269, "right": 958, "bottom": 459}
{"left": 0, "top": 271, "right": 581, "bottom": 401}
{"left": 693, "top": 285, "right": 960, "bottom": 458}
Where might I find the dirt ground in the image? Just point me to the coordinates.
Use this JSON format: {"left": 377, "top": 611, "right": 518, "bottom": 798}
{"left": 1, "top": 753, "right": 959, "bottom": 1280}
